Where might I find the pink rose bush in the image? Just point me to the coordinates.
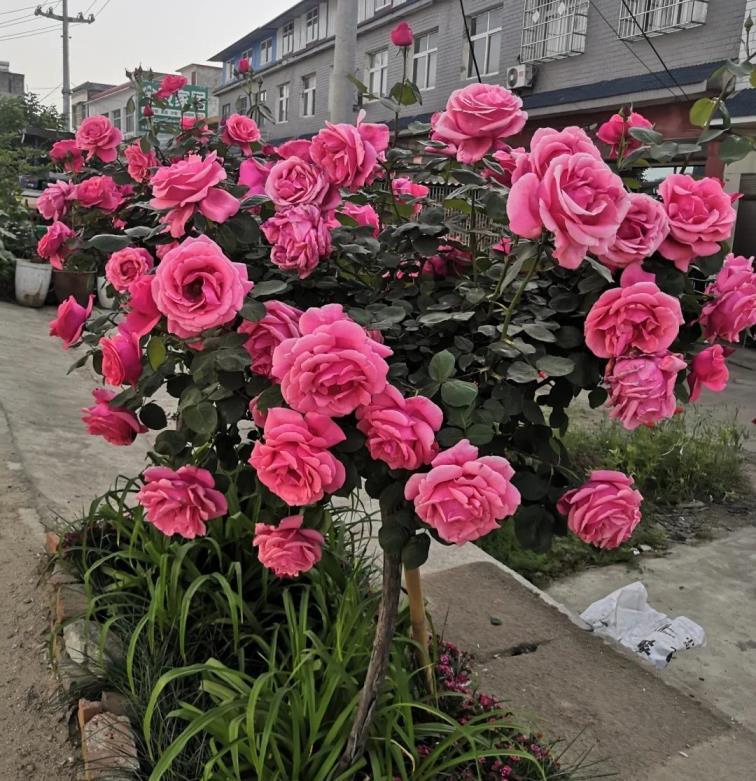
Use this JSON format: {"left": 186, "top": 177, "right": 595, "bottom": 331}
{"left": 405, "top": 440, "right": 521, "bottom": 544}
{"left": 81, "top": 388, "right": 147, "bottom": 446}
{"left": 49, "top": 295, "right": 93, "bottom": 348}
{"left": 688, "top": 345, "right": 731, "bottom": 402}
{"left": 557, "top": 471, "right": 642, "bottom": 549}
{"left": 699, "top": 254, "right": 756, "bottom": 342}
{"left": 105, "top": 247, "right": 154, "bottom": 293}
{"left": 596, "top": 111, "right": 653, "bottom": 159}
{"left": 137, "top": 465, "right": 227, "bottom": 538}
{"left": 253, "top": 515, "right": 324, "bottom": 577}
{"left": 75, "top": 115, "right": 122, "bottom": 163}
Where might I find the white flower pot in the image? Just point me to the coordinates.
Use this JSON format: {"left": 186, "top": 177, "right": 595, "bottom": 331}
{"left": 96, "top": 275, "right": 115, "bottom": 309}
{"left": 14, "top": 258, "right": 51, "bottom": 307}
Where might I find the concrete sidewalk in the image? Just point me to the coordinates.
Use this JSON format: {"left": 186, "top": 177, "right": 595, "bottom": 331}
{"left": 2, "top": 299, "right": 755, "bottom": 780}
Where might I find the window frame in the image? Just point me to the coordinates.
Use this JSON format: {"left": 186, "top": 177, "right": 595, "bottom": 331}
{"left": 466, "top": 9, "right": 502, "bottom": 78}
{"left": 412, "top": 30, "right": 438, "bottom": 91}
{"left": 277, "top": 82, "right": 290, "bottom": 123}
{"left": 617, "top": 0, "right": 708, "bottom": 40}
{"left": 366, "top": 47, "right": 389, "bottom": 99}
{"left": 305, "top": 7, "right": 320, "bottom": 44}
{"left": 260, "top": 37, "right": 273, "bottom": 66}
{"left": 221, "top": 103, "right": 231, "bottom": 120}
{"left": 111, "top": 108, "right": 121, "bottom": 130}
{"left": 301, "top": 73, "right": 317, "bottom": 117}
{"left": 520, "top": 0, "right": 589, "bottom": 64}
{"left": 282, "top": 20, "right": 295, "bottom": 55}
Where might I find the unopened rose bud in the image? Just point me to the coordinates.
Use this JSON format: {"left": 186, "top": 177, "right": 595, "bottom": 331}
{"left": 391, "top": 21, "right": 414, "bottom": 47}
{"left": 142, "top": 104, "right": 154, "bottom": 118}
{"left": 238, "top": 56, "right": 251, "bottom": 74}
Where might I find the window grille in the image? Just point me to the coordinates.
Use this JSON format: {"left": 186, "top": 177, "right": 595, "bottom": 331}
{"left": 521, "top": 0, "right": 589, "bottom": 63}
{"left": 618, "top": 0, "right": 707, "bottom": 40}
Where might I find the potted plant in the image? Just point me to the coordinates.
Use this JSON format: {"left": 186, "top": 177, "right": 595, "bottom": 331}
{"left": 52, "top": 250, "right": 96, "bottom": 306}
{"left": 2, "top": 208, "right": 52, "bottom": 308}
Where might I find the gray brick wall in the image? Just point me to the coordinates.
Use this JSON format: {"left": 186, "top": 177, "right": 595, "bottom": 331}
{"left": 214, "top": 0, "right": 747, "bottom": 141}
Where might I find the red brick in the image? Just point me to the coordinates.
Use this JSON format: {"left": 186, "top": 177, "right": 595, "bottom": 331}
{"left": 45, "top": 531, "right": 60, "bottom": 556}
{"left": 82, "top": 712, "right": 138, "bottom": 780}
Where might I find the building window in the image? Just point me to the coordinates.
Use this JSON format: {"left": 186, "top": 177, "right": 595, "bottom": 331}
{"left": 367, "top": 48, "right": 388, "bottom": 97}
{"left": 413, "top": 31, "right": 438, "bottom": 90}
{"left": 260, "top": 37, "right": 273, "bottom": 65}
{"left": 277, "top": 82, "right": 290, "bottom": 122}
{"left": 125, "top": 111, "right": 134, "bottom": 133}
{"left": 221, "top": 102, "right": 231, "bottom": 120}
{"left": 301, "top": 73, "right": 317, "bottom": 117}
{"left": 224, "top": 60, "right": 234, "bottom": 81}
{"left": 237, "top": 94, "right": 249, "bottom": 113}
{"left": 618, "top": 0, "right": 708, "bottom": 40}
{"left": 257, "top": 88, "right": 268, "bottom": 126}
{"left": 374, "top": 0, "right": 391, "bottom": 10}
{"left": 521, "top": 0, "right": 589, "bottom": 63}
{"left": 305, "top": 7, "right": 319, "bottom": 43}
{"left": 191, "top": 71, "right": 197, "bottom": 85}
{"left": 466, "top": 9, "right": 502, "bottom": 77}
{"left": 282, "top": 21, "right": 294, "bottom": 55}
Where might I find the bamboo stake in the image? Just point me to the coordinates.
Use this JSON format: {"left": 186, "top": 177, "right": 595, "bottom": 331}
{"left": 405, "top": 565, "right": 434, "bottom": 693}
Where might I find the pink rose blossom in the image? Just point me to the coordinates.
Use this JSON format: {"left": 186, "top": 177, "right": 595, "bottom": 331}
{"left": 248, "top": 395, "right": 268, "bottom": 428}
{"left": 310, "top": 114, "right": 390, "bottom": 190}
{"left": 37, "top": 221, "right": 75, "bottom": 269}
{"left": 392, "top": 177, "right": 429, "bottom": 215}
{"left": 100, "top": 328, "right": 143, "bottom": 387}
{"left": 155, "top": 241, "right": 178, "bottom": 260}
{"left": 143, "top": 104, "right": 154, "bottom": 118}
{"left": 261, "top": 205, "right": 339, "bottom": 278}
{"left": 356, "top": 385, "right": 442, "bottom": 470}
{"left": 341, "top": 201, "right": 380, "bottom": 237}
{"left": 404, "top": 439, "right": 521, "bottom": 544}
{"left": 238, "top": 157, "right": 273, "bottom": 198}
{"left": 151, "top": 235, "right": 252, "bottom": 339}
{"left": 276, "top": 139, "right": 313, "bottom": 160}
{"left": 237, "top": 56, "right": 250, "bottom": 74}
{"left": 422, "top": 244, "right": 472, "bottom": 278}
{"left": 429, "top": 84, "right": 527, "bottom": 165}
{"left": 557, "top": 470, "right": 642, "bottom": 549}
{"left": 658, "top": 174, "right": 737, "bottom": 271}
{"left": 49, "top": 139, "right": 84, "bottom": 173}
{"left": 137, "top": 465, "right": 227, "bottom": 539}
{"left": 492, "top": 237, "right": 512, "bottom": 254}
{"left": 390, "top": 20, "right": 414, "bottom": 47}
{"left": 105, "top": 247, "right": 154, "bottom": 293}
{"left": 220, "top": 113, "right": 262, "bottom": 155}
{"left": 74, "top": 115, "right": 122, "bottom": 163}
{"left": 688, "top": 344, "right": 732, "bottom": 402}
{"left": 150, "top": 152, "right": 240, "bottom": 238}
{"left": 124, "top": 141, "right": 158, "bottom": 183}
{"left": 249, "top": 407, "right": 346, "bottom": 506}
{"left": 511, "top": 126, "right": 601, "bottom": 184}
{"left": 483, "top": 145, "right": 526, "bottom": 188}
{"left": 584, "top": 279, "right": 683, "bottom": 358}
{"left": 271, "top": 303, "right": 392, "bottom": 416}
{"left": 37, "top": 180, "right": 75, "bottom": 221}
{"left": 122, "top": 275, "right": 161, "bottom": 337}
{"left": 74, "top": 175, "right": 124, "bottom": 212}
{"left": 154, "top": 74, "right": 187, "bottom": 100}
{"left": 598, "top": 193, "right": 669, "bottom": 269}
{"left": 596, "top": 111, "right": 653, "bottom": 159}
{"left": 238, "top": 300, "right": 302, "bottom": 378}
{"left": 265, "top": 156, "right": 337, "bottom": 209}
{"left": 81, "top": 388, "right": 147, "bottom": 446}
{"left": 699, "top": 254, "right": 756, "bottom": 342}
{"left": 605, "top": 351, "right": 686, "bottom": 430}
{"left": 49, "top": 294, "right": 93, "bottom": 348}
{"left": 253, "top": 515, "right": 324, "bottom": 577}
{"left": 508, "top": 152, "right": 630, "bottom": 269}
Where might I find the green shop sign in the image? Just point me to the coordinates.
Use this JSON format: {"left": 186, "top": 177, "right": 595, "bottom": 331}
{"left": 138, "top": 81, "right": 208, "bottom": 128}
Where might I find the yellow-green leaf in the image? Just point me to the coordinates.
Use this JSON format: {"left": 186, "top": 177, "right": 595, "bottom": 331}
{"left": 147, "top": 337, "right": 167, "bottom": 370}
{"left": 689, "top": 98, "right": 717, "bottom": 128}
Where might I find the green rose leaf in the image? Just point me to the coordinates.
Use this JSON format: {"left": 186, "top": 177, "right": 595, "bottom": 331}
{"left": 441, "top": 379, "right": 478, "bottom": 407}
{"left": 536, "top": 356, "right": 575, "bottom": 377}
{"left": 146, "top": 336, "right": 167, "bottom": 371}
{"left": 139, "top": 402, "right": 167, "bottom": 430}
{"left": 182, "top": 402, "right": 218, "bottom": 436}
{"left": 507, "top": 362, "right": 538, "bottom": 383}
{"left": 428, "top": 349, "right": 456, "bottom": 382}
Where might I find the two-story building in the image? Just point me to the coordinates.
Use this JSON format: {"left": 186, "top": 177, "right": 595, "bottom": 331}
{"left": 0, "top": 61, "right": 25, "bottom": 98}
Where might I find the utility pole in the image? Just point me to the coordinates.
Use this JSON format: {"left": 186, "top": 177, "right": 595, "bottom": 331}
{"left": 34, "top": 2, "right": 95, "bottom": 130}
{"left": 329, "top": 0, "right": 358, "bottom": 123}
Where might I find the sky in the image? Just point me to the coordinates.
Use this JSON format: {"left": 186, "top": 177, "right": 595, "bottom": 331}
{"left": 1, "top": 0, "right": 297, "bottom": 110}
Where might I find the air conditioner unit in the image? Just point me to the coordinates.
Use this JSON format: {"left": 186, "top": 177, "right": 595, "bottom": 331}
{"left": 506, "top": 64, "right": 533, "bottom": 90}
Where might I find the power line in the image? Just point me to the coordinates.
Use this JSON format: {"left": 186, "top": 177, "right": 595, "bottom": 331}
{"left": 618, "top": 0, "right": 690, "bottom": 100}
{"left": 93, "top": 0, "right": 114, "bottom": 17}
{"left": 39, "top": 82, "right": 62, "bottom": 102}
{"left": 587, "top": 0, "right": 686, "bottom": 102}
{"left": 0, "top": 24, "right": 59, "bottom": 41}
{"left": 0, "top": 13, "right": 44, "bottom": 29}
{"left": 0, "top": 4, "right": 39, "bottom": 15}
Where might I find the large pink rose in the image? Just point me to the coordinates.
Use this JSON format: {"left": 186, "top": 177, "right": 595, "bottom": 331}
{"left": 81, "top": 388, "right": 147, "bottom": 446}
{"left": 508, "top": 153, "right": 630, "bottom": 269}
{"left": 699, "top": 253, "right": 756, "bottom": 342}
{"left": 124, "top": 141, "right": 158, "bottom": 183}
{"left": 50, "top": 139, "right": 84, "bottom": 173}
{"left": 404, "top": 439, "right": 521, "bottom": 544}
{"left": 122, "top": 275, "right": 161, "bottom": 338}
{"left": 154, "top": 74, "right": 188, "bottom": 100}
{"left": 137, "top": 465, "right": 227, "bottom": 539}
{"left": 598, "top": 193, "right": 669, "bottom": 269}
{"left": 100, "top": 328, "right": 143, "bottom": 387}
{"left": 105, "top": 247, "right": 154, "bottom": 293}
{"left": 49, "top": 294, "right": 93, "bottom": 348}
{"left": 276, "top": 139, "right": 313, "bottom": 160}
{"left": 261, "top": 205, "right": 339, "bottom": 278}
{"left": 151, "top": 235, "right": 252, "bottom": 339}
{"left": 271, "top": 303, "right": 392, "bottom": 416}
{"left": 429, "top": 83, "right": 527, "bottom": 164}
{"left": 74, "top": 115, "right": 122, "bottom": 163}
{"left": 238, "top": 300, "right": 302, "bottom": 378}
{"left": 37, "top": 180, "right": 75, "bottom": 221}
{"left": 557, "top": 470, "right": 642, "bottom": 549}
{"left": 265, "top": 156, "right": 336, "bottom": 209}
{"left": 341, "top": 201, "right": 380, "bottom": 237}
{"left": 658, "top": 174, "right": 737, "bottom": 271}
{"left": 37, "top": 221, "right": 75, "bottom": 269}
{"left": 253, "top": 515, "right": 324, "bottom": 577}
{"left": 310, "top": 115, "right": 390, "bottom": 190}
{"left": 605, "top": 351, "right": 686, "bottom": 430}
{"left": 239, "top": 157, "right": 273, "bottom": 198}
{"left": 74, "top": 175, "right": 124, "bottom": 212}
{"left": 596, "top": 111, "right": 653, "bottom": 159}
{"left": 220, "top": 114, "right": 261, "bottom": 155}
{"left": 511, "top": 126, "right": 601, "bottom": 184}
{"left": 150, "top": 152, "right": 240, "bottom": 238}
{"left": 688, "top": 344, "right": 732, "bottom": 402}
{"left": 356, "top": 385, "right": 442, "bottom": 470}
{"left": 585, "top": 279, "right": 683, "bottom": 358}
{"left": 249, "top": 407, "right": 346, "bottom": 506}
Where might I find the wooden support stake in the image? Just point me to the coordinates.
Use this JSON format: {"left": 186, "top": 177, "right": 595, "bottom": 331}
{"left": 404, "top": 565, "right": 434, "bottom": 692}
